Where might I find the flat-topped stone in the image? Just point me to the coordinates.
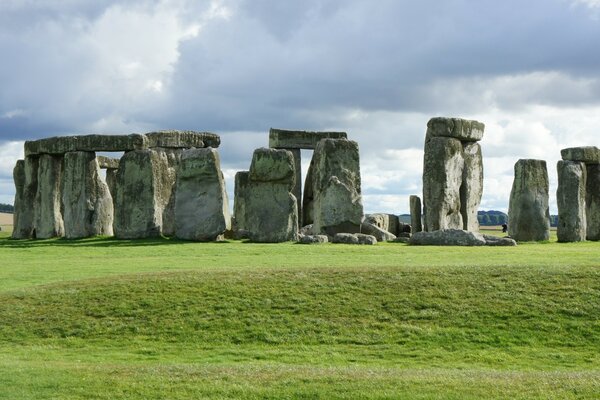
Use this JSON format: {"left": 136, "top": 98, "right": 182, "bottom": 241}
{"left": 426, "top": 117, "right": 485, "bottom": 142}
{"left": 25, "top": 134, "right": 148, "bottom": 156}
{"left": 269, "top": 128, "right": 347, "bottom": 149}
{"left": 96, "top": 156, "right": 120, "bottom": 169}
{"left": 145, "top": 130, "right": 220, "bottom": 149}
{"left": 561, "top": 146, "right": 600, "bottom": 164}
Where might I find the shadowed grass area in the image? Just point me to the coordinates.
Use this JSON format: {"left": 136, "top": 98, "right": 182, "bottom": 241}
{"left": 0, "top": 233, "right": 599, "bottom": 398}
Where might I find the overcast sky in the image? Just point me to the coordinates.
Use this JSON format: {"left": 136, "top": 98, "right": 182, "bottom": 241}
{"left": 1, "top": 0, "right": 600, "bottom": 214}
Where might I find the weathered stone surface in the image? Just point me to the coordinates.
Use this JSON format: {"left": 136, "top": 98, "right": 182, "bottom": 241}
{"left": 426, "top": 117, "right": 485, "bottom": 142}
{"left": 302, "top": 158, "right": 315, "bottom": 226}
{"left": 482, "top": 235, "right": 517, "bottom": 246}
{"left": 409, "top": 195, "right": 422, "bottom": 233}
{"left": 288, "top": 148, "right": 302, "bottom": 220}
{"left": 361, "top": 221, "right": 396, "bottom": 242}
{"left": 461, "top": 142, "right": 483, "bottom": 231}
{"left": 508, "top": 159, "right": 550, "bottom": 242}
{"left": 356, "top": 233, "right": 377, "bottom": 245}
{"left": 332, "top": 233, "right": 359, "bottom": 244}
{"left": 34, "top": 154, "right": 65, "bottom": 238}
{"left": 105, "top": 169, "right": 118, "bottom": 212}
{"left": 96, "top": 156, "right": 120, "bottom": 169}
{"left": 409, "top": 229, "right": 486, "bottom": 246}
{"left": 145, "top": 130, "right": 220, "bottom": 149}
{"left": 393, "top": 237, "right": 410, "bottom": 243}
{"left": 561, "top": 146, "right": 600, "bottom": 164}
{"left": 113, "top": 149, "right": 171, "bottom": 239}
{"left": 423, "top": 136, "right": 464, "bottom": 231}
{"left": 244, "top": 148, "right": 298, "bottom": 243}
{"left": 311, "top": 139, "right": 364, "bottom": 236}
{"left": 398, "top": 223, "right": 412, "bottom": 234}
{"left": 12, "top": 160, "right": 34, "bottom": 239}
{"left": 154, "top": 148, "right": 183, "bottom": 236}
{"left": 364, "top": 213, "right": 399, "bottom": 236}
{"left": 62, "top": 152, "right": 114, "bottom": 238}
{"left": 25, "top": 134, "right": 148, "bottom": 156}
{"left": 269, "top": 128, "right": 347, "bottom": 149}
{"left": 299, "top": 234, "right": 329, "bottom": 244}
{"left": 233, "top": 171, "right": 250, "bottom": 234}
{"left": 556, "top": 161, "right": 587, "bottom": 242}
{"left": 174, "top": 148, "right": 230, "bottom": 241}
{"left": 586, "top": 164, "right": 600, "bottom": 241}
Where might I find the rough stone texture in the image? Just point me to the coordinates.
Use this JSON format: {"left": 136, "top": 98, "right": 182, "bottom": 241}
{"left": 426, "top": 117, "right": 485, "bottom": 142}
{"left": 154, "top": 148, "right": 183, "bottom": 236}
{"left": 356, "top": 233, "right": 377, "bottom": 245}
{"left": 62, "top": 151, "right": 114, "bottom": 238}
{"left": 302, "top": 158, "right": 315, "bottom": 226}
{"left": 105, "top": 169, "right": 118, "bottom": 212}
{"left": 586, "top": 164, "right": 600, "bottom": 241}
{"left": 113, "top": 149, "right": 171, "bottom": 239}
{"left": 34, "top": 154, "right": 65, "bottom": 238}
{"left": 332, "top": 233, "right": 359, "bottom": 244}
{"left": 244, "top": 148, "right": 298, "bottom": 243}
{"left": 561, "top": 146, "right": 600, "bottom": 164}
{"left": 145, "top": 130, "right": 220, "bottom": 149}
{"left": 423, "top": 136, "right": 464, "bottom": 231}
{"left": 409, "top": 195, "right": 423, "bottom": 233}
{"left": 461, "top": 142, "right": 483, "bottom": 231}
{"left": 233, "top": 171, "right": 250, "bottom": 234}
{"left": 12, "top": 157, "right": 38, "bottom": 239}
{"left": 174, "top": 148, "right": 230, "bottom": 241}
{"left": 299, "top": 234, "right": 329, "bottom": 244}
{"left": 409, "top": 229, "right": 486, "bottom": 246}
{"left": 25, "top": 134, "right": 148, "bottom": 156}
{"left": 288, "top": 148, "right": 302, "bottom": 220}
{"left": 398, "top": 223, "right": 412, "bottom": 234}
{"left": 482, "top": 235, "right": 517, "bottom": 246}
{"left": 508, "top": 159, "right": 551, "bottom": 242}
{"left": 96, "top": 156, "right": 120, "bottom": 169}
{"left": 556, "top": 161, "right": 587, "bottom": 242}
{"left": 361, "top": 221, "right": 396, "bottom": 242}
{"left": 364, "top": 213, "right": 399, "bottom": 236}
{"left": 269, "top": 128, "right": 347, "bottom": 149}
{"left": 393, "top": 237, "right": 410, "bottom": 243}
{"left": 311, "top": 139, "right": 364, "bottom": 236}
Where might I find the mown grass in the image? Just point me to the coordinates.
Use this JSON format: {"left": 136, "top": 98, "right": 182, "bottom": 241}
{"left": 0, "top": 231, "right": 599, "bottom": 398}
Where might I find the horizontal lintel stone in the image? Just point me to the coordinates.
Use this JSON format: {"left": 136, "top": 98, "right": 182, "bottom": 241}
{"left": 145, "top": 130, "right": 219, "bottom": 149}
{"left": 561, "top": 146, "right": 600, "bottom": 164}
{"left": 269, "top": 128, "right": 347, "bottom": 149}
{"left": 25, "top": 134, "right": 148, "bottom": 156}
{"left": 426, "top": 117, "right": 485, "bottom": 142}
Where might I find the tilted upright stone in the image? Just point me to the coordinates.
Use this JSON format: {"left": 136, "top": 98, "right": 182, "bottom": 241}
{"left": 233, "top": 171, "right": 250, "bottom": 234}
{"left": 243, "top": 148, "right": 298, "bottom": 242}
{"left": 13, "top": 156, "right": 39, "bottom": 238}
{"left": 175, "top": 148, "right": 231, "bottom": 241}
{"left": 62, "top": 152, "right": 114, "bottom": 238}
{"left": 556, "top": 161, "right": 587, "bottom": 242}
{"left": 423, "top": 136, "right": 464, "bottom": 231}
{"left": 34, "top": 154, "right": 65, "bottom": 238}
{"left": 409, "top": 195, "right": 423, "bottom": 233}
{"left": 113, "top": 149, "right": 171, "bottom": 239}
{"left": 310, "top": 139, "right": 363, "bottom": 236}
{"left": 586, "top": 164, "right": 600, "bottom": 241}
{"left": 460, "top": 142, "right": 483, "bottom": 231}
{"left": 508, "top": 159, "right": 550, "bottom": 241}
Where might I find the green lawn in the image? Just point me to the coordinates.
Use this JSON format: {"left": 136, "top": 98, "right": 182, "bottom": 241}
{"left": 1, "top": 231, "right": 599, "bottom": 399}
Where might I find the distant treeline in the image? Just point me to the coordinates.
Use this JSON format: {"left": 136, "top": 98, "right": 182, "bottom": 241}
{"left": 0, "top": 203, "right": 14, "bottom": 213}
{"left": 478, "top": 210, "right": 558, "bottom": 227}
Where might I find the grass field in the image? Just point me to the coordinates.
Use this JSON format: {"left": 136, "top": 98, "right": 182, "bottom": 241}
{"left": 0, "top": 229, "right": 598, "bottom": 399}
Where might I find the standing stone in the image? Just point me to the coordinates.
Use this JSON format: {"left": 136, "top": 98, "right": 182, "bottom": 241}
{"left": 460, "top": 142, "right": 483, "bottom": 231}
{"left": 423, "top": 136, "right": 464, "bottom": 231}
{"left": 302, "top": 158, "right": 315, "bottom": 227}
{"left": 34, "top": 154, "right": 65, "bottom": 238}
{"left": 62, "top": 151, "right": 114, "bottom": 239}
{"left": 508, "top": 159, "right": 550, "bottom": 241}
{"left": 586, "top": 164, "right": 600, "bottom": 241}
{"left": 113, "top": 149, "right": 170, "bottom": 239}
{"left": 174, "top": 148, "right": 231, "bottom": 241}
{"left": 155, "top": 148, "right": 182, "bottom": 236}
{"left": 244, "top": 148, "right": 298, "bottom": 242}
{"left": 409, "top": 195, "right": 422, "bottom": 233}
{"left": 233, "top": 171, "right": 250, "bottom": 235}
{"left": 311, "top": 139, "right": 364, "bottom": 236}
{"left": 14, "top": 156, "right": 39, "bottom": 238}
{"left": 556, "top": 161, "right": 587, "bottom": 242}
{"left": 288, "top": 148, "right": 302, "bottom": 221}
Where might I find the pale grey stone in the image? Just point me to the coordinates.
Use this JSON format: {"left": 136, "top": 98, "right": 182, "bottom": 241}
{"left": 361, "top": 221, "right": 396, "bottom": 242}
{"left": 96, "top": 156, "right": 120, "bottom": 169}
{"left": 34, "top": 154, "right": 65, "bottom": 238}
{"left": 461, "top": 142, "right": 483, "bottom": 231}
{"left": 154, "top": 148, "right": 183, "bottom": 237}
{"left": 145, "top": 130, "right": 220, "bottom": 148}
{"left": 356, "top": 233, "right": 377, "bottom": 245}
{"left": 174, "top": 148, "right": 230, "bottom": 241}
{"left": 288, "top": 148, "right": 302, "bottom": 220}
{"left": 409, "top": 229, "right": 486, "bottom": 246}
{"left": 561, "top": 146, "right": 600, "bottom": 164}
{"left": 586, "top": 164, "right": 600, "bottom": 241}
{"left": 299, "top": 224, "right": 313, "bottom": 236}
{"left": 508, "top": 159, "right": 550, "bottom": 242}
{"left": 248, "top": 147, "right": 295, "bottom": 184}
{"left": 62, "top": 152, "right": 113, "bottom": 238}
{"left": 332, "top": 233, "right": 359, "bottom": 244}
{"left": 426, "top": 117, "right": 485, "bottom": 142}
{"left": 364, "top": 213, "right": 399, "bottom": 236}
{"left": 233, "top": 171, "right": 250, "bottom": 234}
{"left": 409, "top": 195, "right": 423, "bottom": 233}
{"left": 423, "top": 136, "right": 464, "bottom": 231}
{"left": 311, "top": 139, "right": 364, "bottom": 236}
{"left": 113, "top": 149, "right": 171, "bottom": 239}
{"left": 269, "top": 128, "right": 347, "bottom": 149}
{"left": 13, "top": 156, "right": 39, "bottom": 238}
{"left": 25, "top": 134, "right": 148, "bottom": 156}
{"left": 556, "top": 161, "right": 587, "bottom": 242}
{"left": 299, "top": 234, "right": 329, "bottom": 244}
{"left": 483, "top": 235, "right": 517, "bottom": 246}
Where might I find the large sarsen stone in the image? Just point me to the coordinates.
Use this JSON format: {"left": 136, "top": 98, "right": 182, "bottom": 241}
{"left": 556, "top": 160, "right": 586, "bottom": 242}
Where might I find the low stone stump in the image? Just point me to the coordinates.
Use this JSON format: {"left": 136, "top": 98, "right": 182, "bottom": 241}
{"left": 298, "top": 234, "right": 329, "bottom": 244}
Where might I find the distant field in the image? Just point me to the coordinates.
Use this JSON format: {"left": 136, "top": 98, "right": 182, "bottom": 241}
{"left": 0, "top": 234, "right": 598, "bottom": 399}
{"left": 0, "top": 212, "right": 12, "bottom": 225}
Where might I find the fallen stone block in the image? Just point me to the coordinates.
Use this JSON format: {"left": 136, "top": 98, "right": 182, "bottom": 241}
{"left": 409, "top": 229, "right": 486, "bottom": 246}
